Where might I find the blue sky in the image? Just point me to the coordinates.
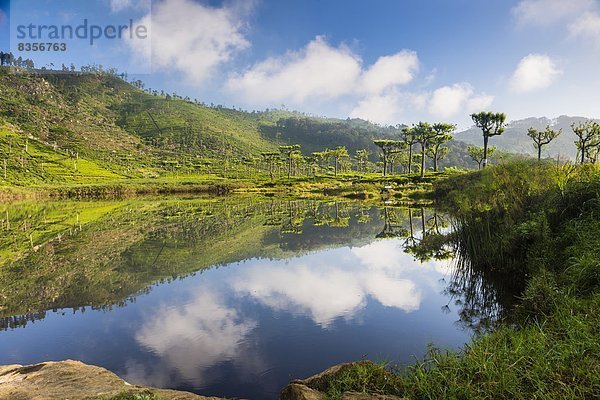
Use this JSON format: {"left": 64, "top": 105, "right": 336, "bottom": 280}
{"left": 1, "top": 0, "right": 599, "bottom": 127}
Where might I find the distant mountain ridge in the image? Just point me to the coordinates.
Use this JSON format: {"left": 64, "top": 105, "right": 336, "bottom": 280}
{"left": 457, "top": 116, "right": 600, "bottom": 160}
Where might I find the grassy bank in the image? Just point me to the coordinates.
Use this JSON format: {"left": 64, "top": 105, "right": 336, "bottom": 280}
{"left": 316, "top": 160, "right": 600, "bottom": 399}
{"left": 0, "top": 171, "right": 453, "bottom": 202}
{"left": 0, "top": 177, "right": 243, "bottom": 201}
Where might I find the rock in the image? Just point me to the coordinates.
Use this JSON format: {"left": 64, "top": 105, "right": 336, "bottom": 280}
{"left": 278, "top": 383, "right": 325, "bottom": 400}
{"left": 0, "top": 360, "right": 222, "bottom": 400}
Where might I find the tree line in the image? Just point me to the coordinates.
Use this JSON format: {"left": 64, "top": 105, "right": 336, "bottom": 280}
{"left": 0, "top": 52, "right": 35, "bottom": 69}
{"left": 261, "top": 111, "right": 599, "bottom": 180}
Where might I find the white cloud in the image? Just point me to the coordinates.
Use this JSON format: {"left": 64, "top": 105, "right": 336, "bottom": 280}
{"left": 428, "top": 83, "right": 494, "bottom": 119}
{"left": 351, "top": 240, "right": 454, "bottom": 277}
{"left": 230, "top": 239, "right": 454, "bottom": 327}
{"left": 569, "top": 11, "right": 600, "bottom": 43}
{"left": 227, "top": 36, "right": 418, "bottom": 106}
{"left": 424, "top": 68, "right": 437, "bottom": 86}
{"left": 128, "top": 0, "right": 251, "bottom": 85}
{"left": 110, "top": 0, "right": 150, "bottom": 13}
{"left": 510, "top": 54, "right": 562, "bottom": 93}
{"left": 227, "top": 36, "right": 361, "bottom": 105}
{"left": 349, "top": 91, "right": 428, "bottom": 125}
{"left": 467, "top": 93, "right": 496, "bottom": 112}
{"left": 349, "top": 83, "right": 492, "bottom": 125}
{"left": 349, "top": 92, "right": 404, "bottom": 125}
{"left": 360, "top": 51, "right": 419, "bottom": 94}
{"left": 512, "top": 0, "right": 596, "bottom": 26}
{"left": 231, "top": 263, "right": 371, "bottom": 327}
{"left": 224, "top": 35, "right": 492, "bottom": 124}
{"left": 365, "top": 274, "right": 420, "bottom": 309}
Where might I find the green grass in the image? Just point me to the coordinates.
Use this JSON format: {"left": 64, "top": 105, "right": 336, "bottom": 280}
{"left": 315, "top": 160, "right": 600, "bottom": 400}
{"left": 0, "top": 128, "right": 123, "bottom": 186}
{"left": 0, "top": 200, "right": 125, "bottom": 266}
{"left": 320, "top": 362, "right": 404, "bottom": 399}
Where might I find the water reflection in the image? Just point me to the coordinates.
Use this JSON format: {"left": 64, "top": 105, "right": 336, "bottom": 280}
{"left": 131, "top": 289, "right": 260, "bottom": 388}
{"left": 0, "top": 199, "right": 507, "bottom": 334}
{"left": 121, "top": 234, "right": 454, "bottom": 394}
{"left": 230, "top": 242, "right": 427, "bottom": 326}
{"left": 0, "top": 197, "right": 518, "bottom": 399}
{"left": 444, "top": 213, "right": 524, "bottom": 332}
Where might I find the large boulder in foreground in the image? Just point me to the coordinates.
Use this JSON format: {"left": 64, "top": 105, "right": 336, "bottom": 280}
{"left": 0, "top": 360, "right": 221, "bottom": 400}
{"left": 279, "top": 361, "right": 406, "bottom": 400}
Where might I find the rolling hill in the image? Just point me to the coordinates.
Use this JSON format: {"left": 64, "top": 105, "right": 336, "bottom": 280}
{"left": 0, "top": 66, "right": 506, "bottom": 187}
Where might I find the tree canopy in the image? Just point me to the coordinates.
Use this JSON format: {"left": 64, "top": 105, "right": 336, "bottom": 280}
{"left": 471, "top": 112, "right": 507, "bottom": 168}
{"left": 527, "top": 126, "right": 561, "bottom": 160}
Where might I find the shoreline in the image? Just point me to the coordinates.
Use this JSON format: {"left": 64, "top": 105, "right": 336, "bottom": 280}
{"left": 0, "top": 173, "right": 446, "bottom": 203}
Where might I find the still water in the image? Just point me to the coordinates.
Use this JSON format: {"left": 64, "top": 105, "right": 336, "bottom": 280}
{"left": 0, "top": 197, "right": 474, "bottom": 399}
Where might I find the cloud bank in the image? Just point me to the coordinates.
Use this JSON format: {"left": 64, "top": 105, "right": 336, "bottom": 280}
{"left": 569, "top": 11, "right": 600, "bottom": 43}
{"left": 226, "top": 36, "right": 419, "bottom": 106}
{"left": 513, "top": 0, "right": 600, "bottom": 45}
{"left": 226, "top": 36, "right": 491, "bottom": 124}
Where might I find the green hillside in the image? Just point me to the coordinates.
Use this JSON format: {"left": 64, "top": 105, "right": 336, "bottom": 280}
{"left": 0, "top": 68, "right": 279, "bottom": 183}
{"left": 0, "top": 67, "right": 486, "bottom": 189}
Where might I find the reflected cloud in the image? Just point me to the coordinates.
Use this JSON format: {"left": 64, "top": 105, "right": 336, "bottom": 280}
{"left": 129, "top": 237, "right": 453, "bottom": 389}
{"left": 364, "top": 273, "right": 419, "bottom": 310}
{"left": 230, "top": 239, "right": 454, "bottom": 327}
{"left": 231, "top": 263, "right": 368, "bottom": 326}
{"left": 352, "top": 240, "right": 454, "bottom": 276}
{"left": 129, "top": 289, "right": 257, "bottom": 386}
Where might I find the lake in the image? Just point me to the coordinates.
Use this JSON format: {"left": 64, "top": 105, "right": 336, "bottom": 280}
{"left": 0, "top": 197, "right": 478, "bottom": 399}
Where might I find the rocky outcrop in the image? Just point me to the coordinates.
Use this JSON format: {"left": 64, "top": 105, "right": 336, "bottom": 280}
{"left": 0, "top": 360, "right": 408, "bottom": 400}
{"left": 279, "top": 383, "right": 325, "bottom": 400}
{"left": 279, "top": 361, "right": 406, "bottom": 400}
{"left": 0, "top": 360, "right": 222, "bottom": 400}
